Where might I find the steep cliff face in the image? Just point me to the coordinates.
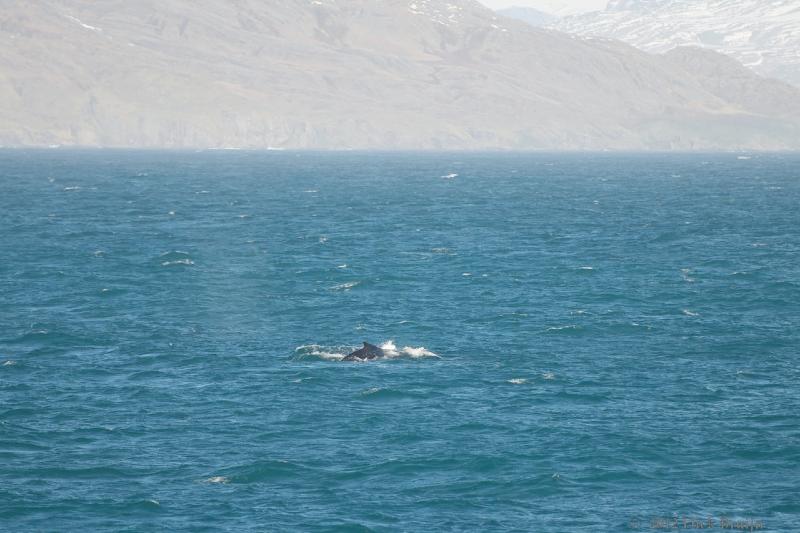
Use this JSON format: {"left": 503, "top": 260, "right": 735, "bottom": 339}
{"left": 1, "top": 0, "right": 799, "bottom": 150}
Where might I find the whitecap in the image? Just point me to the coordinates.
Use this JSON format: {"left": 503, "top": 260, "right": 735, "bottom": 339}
{"left": 318, "top": 236, "right": 328, "bottom": 244}
{"left": 462, "top": 272, "right": 472, "bottom": 277}
{"left": 162, "top": 259, "right": 194, "bottom": 267}
{"left": 330, "top": 281, "right": 359, "bottom": 291}
{"left": 337, "top": 264, "right": 348, "bottom": 269}
{"left": 63, "top": 186, "right": 81, "bottom": 191}
{"left": 546, "top": 325, "right": 579, "bottom": 332}
{"left": 508, "top": 378, "right": 527, "bottom": 385}
{"left": 168, "top": 211, "right": 176, "bottom": 216}
{"left": 441, "top": 173, "right": 458, "bottom": 179}
{"left": 542, "top": 372, "right": 555, "bottom": 380}
{"left": 204, "top": 476, "right": 230, "bottom": 484}
{"left": 682, "top": 309, "right": 699, "bottom": 317}
{"left": 362, "top": 387, "right": 382, "bottom": 395}
{"left": 3, "top": 360, "right": 17, "bottom": 366}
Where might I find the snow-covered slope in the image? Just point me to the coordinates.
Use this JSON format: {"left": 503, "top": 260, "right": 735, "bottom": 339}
{"left": 553, "top": 0, "right": 800, "bottom": 86}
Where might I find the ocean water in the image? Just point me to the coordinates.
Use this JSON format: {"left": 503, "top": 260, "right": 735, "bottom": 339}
{"left": 1, "top": 150, "right": 798, "bottom": 532}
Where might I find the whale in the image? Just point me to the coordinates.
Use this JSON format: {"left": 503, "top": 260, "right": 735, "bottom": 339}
{"left": 343, "top": 342, "right": 385, "bottom": 361}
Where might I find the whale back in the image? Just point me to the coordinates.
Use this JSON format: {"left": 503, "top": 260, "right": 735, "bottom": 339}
{"left": 343, "top": 342, "right": 385, "bottom": 361}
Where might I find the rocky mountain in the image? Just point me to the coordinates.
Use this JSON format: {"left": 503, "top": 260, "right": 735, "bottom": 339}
{"left": 1, "top": 0, "right": 799, "bottom": 150}
{"left": 497, "top": 0, "right": 606, "bottom": 17}
{"left": 495, "top": 6, "right": 555, "bottom": 27}
{"left": 553, "top": 0, "right": 800, "bottom": 87}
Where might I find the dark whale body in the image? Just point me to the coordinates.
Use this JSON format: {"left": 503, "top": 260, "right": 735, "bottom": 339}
{"left": 343, "top": 342, "right": 385, "bottom": 361}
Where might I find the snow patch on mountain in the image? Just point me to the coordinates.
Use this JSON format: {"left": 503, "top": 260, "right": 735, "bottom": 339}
{"left": 551, "top": 0, "right": 800, "bottom": 86}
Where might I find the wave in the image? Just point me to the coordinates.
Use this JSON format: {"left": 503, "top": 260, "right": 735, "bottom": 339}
{"left": 293, "top": 340, "right": 439, "bottom": 362}
{"left": 329, "top": 281, "right": 359, "bottom": 291}
{"left": 158, "top": 250, "right": 195, "bottom": 267}
{"left": 161, "top": 259, "right": 194, "bottom": 266}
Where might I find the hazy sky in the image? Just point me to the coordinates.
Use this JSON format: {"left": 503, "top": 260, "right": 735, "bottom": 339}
{"left": 479, "top": 0, "right": 608, "bottom": 14}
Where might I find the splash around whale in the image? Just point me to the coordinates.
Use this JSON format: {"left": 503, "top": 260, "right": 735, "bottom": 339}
{"left": 294, "top": 341, "right": 439, "bottom": 362}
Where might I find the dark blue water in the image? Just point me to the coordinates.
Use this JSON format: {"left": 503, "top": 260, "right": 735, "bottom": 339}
{"left": 1, "top": 151, "right": 799, "bottom": 532}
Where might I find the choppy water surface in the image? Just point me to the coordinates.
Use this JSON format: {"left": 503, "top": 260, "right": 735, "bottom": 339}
{"left": 1, "top": 151, "right": 799, "bottom": 531}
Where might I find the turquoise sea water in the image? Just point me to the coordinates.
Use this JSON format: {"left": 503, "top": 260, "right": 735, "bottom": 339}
{"left": 1, "top": 151, "right": 798, "bottom": 532}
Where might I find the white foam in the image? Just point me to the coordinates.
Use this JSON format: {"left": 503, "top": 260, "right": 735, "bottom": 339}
{"left": 378, "top": 341, "right": 439, "bottom": 359}
{"left": 3, "top": 360, "right": 17, "bottom": 366}
{"left": 441, "top": 173, "right": 458, "bottom": 179}
{"left": 330, "top": 281, "right": 359, "bottom": 291}
{"left": 401, "top": 346, "right": 439, "bottom": 358}
{"left": 508, "top": 378, "right": 527, "bottom": 384}
{"left": 546, "top": 325, "right": 579, "bottom": 332}
{"left": 162, "top": 259, "right": 194, "bottom": 266}
{"left": 295, "top": 344, "right": 346, "bottom": 361}
{"left": 682, "top": 309, "right": 699, "bottom": 317}
{"left": 542, "top": 372, "right": 555, "bottom": 380}
{"left": 204, "top": 476, "right": 230, "bottom": 484}
{"left": 362, "top": 387, "right": 382, "bottom": 395}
